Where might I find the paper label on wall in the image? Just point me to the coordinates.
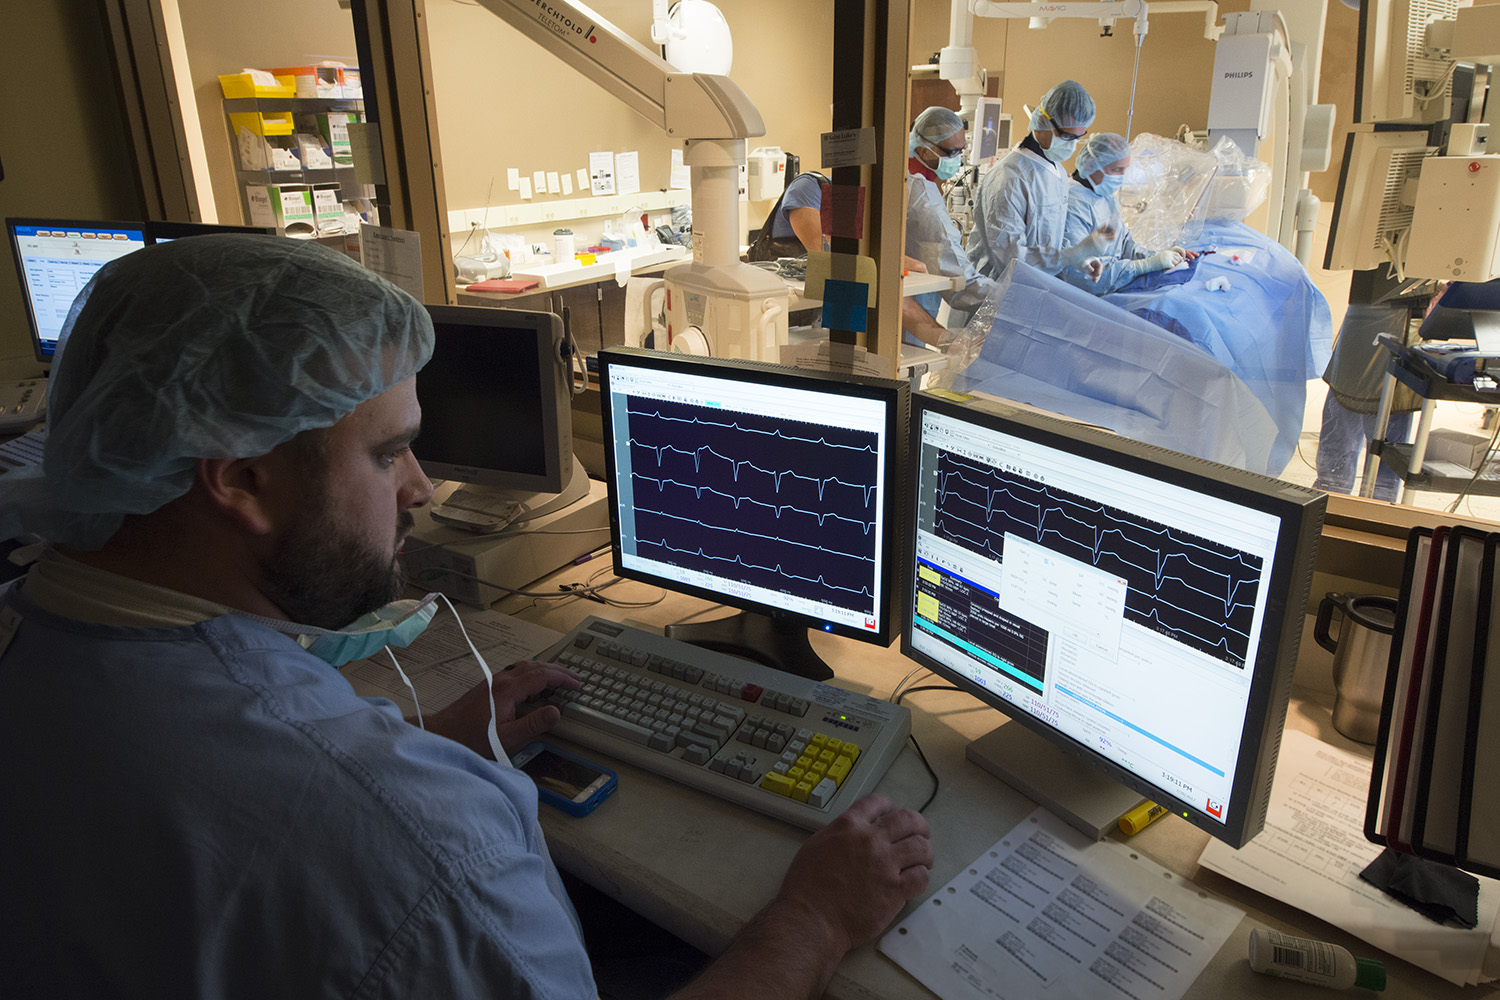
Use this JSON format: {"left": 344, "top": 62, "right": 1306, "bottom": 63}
{"left": 506, "top": 167, "right": 520, "bottom": 191}
{"left": 358, "top": 224, "right": 423, "bottom": 302}
{"left": 616, "top": 151, "right": 641, "bottom": 196}
{"left": 547, "top": 171, "right": 561, "bottom": 195}
{"left": 577, "top": 168, "right": 590, "bottom": 190}
{"left": 879, "top": 807, "right": 1242, "bottom": 1000}
{"left": 589, "top": 152, "right": 616, "bottom": 195}
{"left": 670, "top": 148, "right": 691, "bottom": 189}
{"left": 561, "top": 173, "right": 574, "bottom": 196}
{"left": 821, "top": 127, "right": 877, "bottom": 168}
{"left": 518, "top": 177, "right": 533, "bottom": 200}
{"left": 346, "top": 121, "right": 384, "bottom": 185}
{"left": 532, "top": 171, "right": 547, "bottom": 195}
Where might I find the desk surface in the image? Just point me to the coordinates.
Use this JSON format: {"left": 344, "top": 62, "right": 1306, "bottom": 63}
{"left": 496, "top": 557, "right": 1497, "bottom": 999}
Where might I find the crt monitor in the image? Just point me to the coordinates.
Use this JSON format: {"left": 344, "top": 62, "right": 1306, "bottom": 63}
{"left": 902, "top": 392, "right": 1324, "bottom": 848}
{"left": 598, "top": 347, "right": 909, "bottom": 681}
{"left": 7, "top": 218, "right": 147, "bottom": 362}
{"left": 415, "top": 304, "right": 581, "bottom": 507}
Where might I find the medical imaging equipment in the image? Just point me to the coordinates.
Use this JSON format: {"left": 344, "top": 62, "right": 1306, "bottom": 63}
{"left": 7, "top": 218, "right": 147, "bottom": 362}
{"left": 969, "top": 97, "right": 1009, "bottom": 166}
{"left": 901, "top": 391, "right": 1324, "bottom": 846}
{"left": 597, "top": 347, "right": 908, "bottom": 681}
{"left": 473, "top": 0, "right": 789, "bottom": 362}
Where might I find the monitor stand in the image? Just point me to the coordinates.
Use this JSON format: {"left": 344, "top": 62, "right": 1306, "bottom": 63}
{"left": 455, "top": 454, "right": 591, "bottom": 522}
{"left": 666, "top": 610, "right": 834, "bottom": 681}
{"left": 966, "top": 724, "right": 1146, "bottom": 841}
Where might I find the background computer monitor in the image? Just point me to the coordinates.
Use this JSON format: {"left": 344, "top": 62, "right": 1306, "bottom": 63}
{"left": 415, "top": 304, "right": 580, "bottom": 506}
{"left": 145, "top": 220, "right": 275, "bottom": 243}
{"left": 902, "top": 392, "right": 1324, "bottom": 848}
{"left": 598, "top": 347, "right": 909, "bottom": 680}
{"left": 7, "top": 217, "right": 147, "bottom": 362}
{"left": 970, "top": 97, "right": 1008, "bottom": 166}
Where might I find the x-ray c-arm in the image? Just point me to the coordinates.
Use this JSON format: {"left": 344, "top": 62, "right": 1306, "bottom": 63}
{"left": 471, "top": 0, "right": 790, "bottom": 361}
{"left": 472, "top": 0, "right": 760, "bottom": 139}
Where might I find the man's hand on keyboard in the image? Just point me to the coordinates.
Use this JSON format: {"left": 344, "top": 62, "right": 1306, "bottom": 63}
{"left": 426, "top": 661, "right": 581, "bottom": 757}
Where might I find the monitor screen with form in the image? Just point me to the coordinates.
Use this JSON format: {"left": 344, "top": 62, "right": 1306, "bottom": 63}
{"left": 7, "top": 218, "right": 146, "bottom": 362}
{"left": 599, "top": 347, "right": 908, "bottom": 680}
{"left": 902, "top": 393, "right": 1323, "bottom": 847}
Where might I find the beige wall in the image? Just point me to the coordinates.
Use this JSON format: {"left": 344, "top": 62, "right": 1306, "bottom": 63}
{"left": 0, "top": 4, "right": 145, "bottom": 369}
{"left": 426, "top": 0, "right": 833, "bottom": 241}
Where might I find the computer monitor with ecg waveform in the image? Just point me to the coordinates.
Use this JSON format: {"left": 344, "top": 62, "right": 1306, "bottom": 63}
{"left": 902, "top": 392, "right": 1324, "bottom": 848}
{"left": 598, "top": 347, "right": 908, "bottom": 681}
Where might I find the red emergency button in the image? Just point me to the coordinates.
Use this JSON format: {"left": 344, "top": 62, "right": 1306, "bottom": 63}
{"left": 1471, "top": 161, "right": 1483, "bottom": 173}
{"left": 741, "top": 683, "right": 763, "bottom": 703}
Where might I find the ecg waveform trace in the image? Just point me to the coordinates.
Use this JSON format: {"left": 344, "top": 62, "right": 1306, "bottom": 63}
{"left": 929, "top": 451, "right": 1262, "bottom": 666}
{"left": 624, "top": 397, "right": 883, "bottom": 612}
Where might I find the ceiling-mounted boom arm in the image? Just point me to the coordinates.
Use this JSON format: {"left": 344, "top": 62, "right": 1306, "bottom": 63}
{"left": 473, "top": 0, "right": 763, "bottom": 139}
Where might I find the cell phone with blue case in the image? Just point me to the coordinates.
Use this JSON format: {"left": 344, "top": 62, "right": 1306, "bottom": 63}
{"left": 513, "top": 741, "right": 618, "bottom": 816}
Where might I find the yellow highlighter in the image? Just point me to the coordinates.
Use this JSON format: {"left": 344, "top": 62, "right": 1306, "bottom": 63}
{"left": 1119, "top": 800, "right": 1168, "bottom": 836}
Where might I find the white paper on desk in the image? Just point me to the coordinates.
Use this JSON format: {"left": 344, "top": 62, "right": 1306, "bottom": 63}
{"left": 879, "top": 807, "right": 1241, "bottom": 1000}
{"left": 342, "top": 608, "right": 563, "bottom": 717}
{"left": 1199, "top": 728, "right": 1499, "bottom": 986}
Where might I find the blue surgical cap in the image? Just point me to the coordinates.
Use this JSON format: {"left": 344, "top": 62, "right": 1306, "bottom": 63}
{"left": 1029, "top": 80, "right": 1096, "bottom": 131}
{"left": 909, "top": 106, "right": 966, "bottom": 156}
{"left": 0, "top": 235, "right": 434, "bottom": 549}
{"left": 1077, "top": 132, "right": 1131, "bottom": 177}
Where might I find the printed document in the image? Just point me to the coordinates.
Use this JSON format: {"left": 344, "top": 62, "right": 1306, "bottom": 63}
{"left": 880, "top": 807, "right": 1241, "bottom": 1000}
{"left": 1198, "top": 728, "right": 1499, "bottom": 986}
{"left": 342, "top": 607, "right": 562, "bottom": 717}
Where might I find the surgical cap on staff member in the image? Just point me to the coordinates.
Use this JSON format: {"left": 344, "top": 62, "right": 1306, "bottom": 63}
{"left": 909, "top": 106, "right": 966, "bottom": 156}
{"left": 1028, "top": 80, "right": 1096, "bottom": 131}
{"left": 0, "top": 235, "right": 435, "bottom": 550}
{"left": 1076, "top": 132, "right": 1132, "bottom": 178}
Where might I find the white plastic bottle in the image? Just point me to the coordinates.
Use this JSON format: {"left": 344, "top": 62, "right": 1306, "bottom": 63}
{"left": 1247, "top": 928, "right": 1386, "bottom": 991}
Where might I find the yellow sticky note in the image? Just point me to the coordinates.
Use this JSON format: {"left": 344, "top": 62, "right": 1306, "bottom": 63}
{"left": 803, "top": 251, "right": 877, "bottom": 306}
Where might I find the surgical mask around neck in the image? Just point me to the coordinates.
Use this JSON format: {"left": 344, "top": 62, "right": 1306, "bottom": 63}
{"left": 1094, "top": 172, "right": 1124, "bottom": 197}
{"left": 1044, "top": 134, "right": 1078, "bottom": 164}
{"left": 934, "top": 151, "right": 962, "bottom": 181}
{"left": 298, "top": 595, "right": 440, "bottom": 667}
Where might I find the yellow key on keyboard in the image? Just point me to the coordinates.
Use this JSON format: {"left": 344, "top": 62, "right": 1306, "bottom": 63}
{"left": 760, "top": 773, "right": 796, "bottom": 797}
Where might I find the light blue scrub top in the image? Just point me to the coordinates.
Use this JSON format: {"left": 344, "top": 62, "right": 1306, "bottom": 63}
{"left": 0, "top": 591, "right": 596, "bottom": 999}
{"left": 965, "top": 144, "right": 1073, "bottom": 278}
{"left": 1059, "top": 178, "right": 1151, "bottom": 295}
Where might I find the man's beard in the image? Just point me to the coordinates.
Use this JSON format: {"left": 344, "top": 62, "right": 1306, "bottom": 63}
{"left": 261, "top": 503, "right": 415, "bottom": 631}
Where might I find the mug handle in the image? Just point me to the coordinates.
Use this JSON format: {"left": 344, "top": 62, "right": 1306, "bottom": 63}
{"left": 1314, "top": 593, "right": 1345, "bottom": 654}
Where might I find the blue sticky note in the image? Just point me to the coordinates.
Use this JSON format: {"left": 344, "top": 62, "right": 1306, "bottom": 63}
{"left": 822, "top": 278, "right": 869, "bottom": 332}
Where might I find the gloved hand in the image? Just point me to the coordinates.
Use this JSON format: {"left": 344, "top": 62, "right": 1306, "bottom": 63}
{"left": 1136, "top": 248, "right": 1185, "bottom": 275}
{"left": 1060, "top": 224, "right": 1113, "bottom": 271}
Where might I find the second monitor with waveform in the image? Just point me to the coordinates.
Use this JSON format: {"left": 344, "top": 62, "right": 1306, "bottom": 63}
{"left": 598, "top": 348, "right": 908, "bottom": 680}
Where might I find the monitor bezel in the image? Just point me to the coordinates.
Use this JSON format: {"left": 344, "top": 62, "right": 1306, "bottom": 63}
{"left": 415, "top": 304, "right": 573, "bottom": 494}
{"left": 145, "top": 220, "right": 275, "bottom": 243}
{"left": 598, "top": 346, "right": 910, "bottom": 650}
{"left": 7, "top": 216, "right": 147, "bottom": 363}
{"left": 900, "top": 391, "right": 1324, "bottom": 848}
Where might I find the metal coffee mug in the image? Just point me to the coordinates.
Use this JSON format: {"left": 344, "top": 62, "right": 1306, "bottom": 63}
{"left": 1314, "top": 593, "right": 1399, "bottom": 745}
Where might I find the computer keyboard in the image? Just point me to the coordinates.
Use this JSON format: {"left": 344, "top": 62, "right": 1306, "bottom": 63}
{"left": 0, "top": 425, "right": 46, "bottom": 472}
{"left": 527, "top": 616, "right": 912, "bottom": 830}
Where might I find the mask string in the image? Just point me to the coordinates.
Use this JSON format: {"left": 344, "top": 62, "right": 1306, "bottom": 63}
{"left": 437, "top": 593, "right": 506, "bottom": 762}
{"left": 385, "top": 646, "right": 425, "bottom": 730}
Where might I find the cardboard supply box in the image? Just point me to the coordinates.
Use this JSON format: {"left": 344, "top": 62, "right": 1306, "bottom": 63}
{"left": 245, "top": 184, "right": 316, "bottom": 237}
{"left": 312, "top": 185, "right": 346, "bottom": 236}
{"left": 297, "top": 111, "right": 360, "bottom": 166}
{"left": 1427, "top": 428, "right": 1494, "bottom": 471}
{"left": 268, "top": 64, "right": 361, "bottom": 99}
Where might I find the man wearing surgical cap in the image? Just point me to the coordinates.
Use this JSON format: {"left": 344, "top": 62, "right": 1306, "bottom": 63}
{"left": 0, "top": 236, "right": 932, "bottom": 997}
{"left": 965, "top": 80, "right": 1114, "bottom": 281}
{"left": 902, "top": 106, "right": 1001, "bottom": 345}
{"left": 1060, "top": 132, "right": 1197, "bottom": 294}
